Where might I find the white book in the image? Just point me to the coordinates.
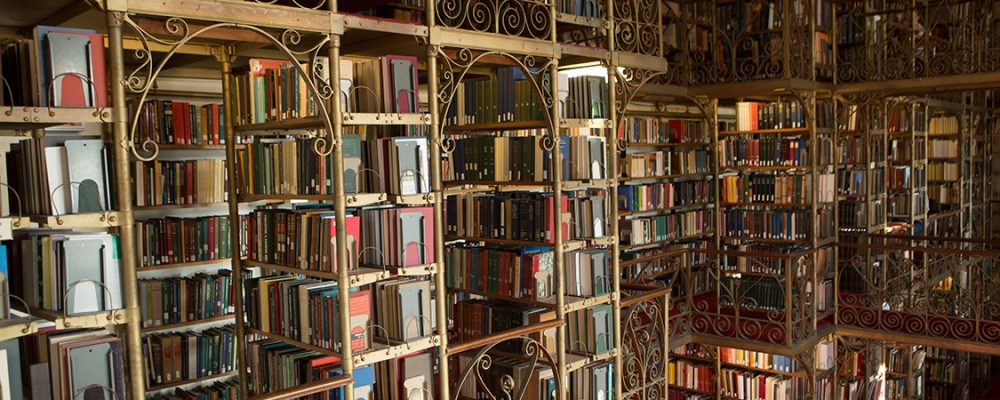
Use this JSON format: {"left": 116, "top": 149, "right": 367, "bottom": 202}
{"left": 44, "top": 147, "right": 71, "bottom": 215}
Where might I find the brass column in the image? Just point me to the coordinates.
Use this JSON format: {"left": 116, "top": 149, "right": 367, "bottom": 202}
{"left": 219, "top": 45, "right": 249, "bottom": 399}
{"left": 328, "top": 34, "right": 356, "bottom": 400}
{"left": 549, "top": 61, "right": 567, "bottom": 400}
{"left": 106, "top": 10, "right": 146, "bottom": 399}
{"left": 606, "top": 68, "right": 623, "bottom": 400}
{"left": 427, "top": 45, "right": 451, "bottom": 400}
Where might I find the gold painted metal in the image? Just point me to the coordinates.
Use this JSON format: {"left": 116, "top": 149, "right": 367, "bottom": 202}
{"left": 328, "top": 31, "right": 357, "bottom": 400}
{"left": 105, "top": 11, "right": 146, "bottom": 400}
{"left": 427, "top": 42, "right": 452, "bottom": 400}
{"left": 218, "top": 44, "right": 248, "bottom": 399}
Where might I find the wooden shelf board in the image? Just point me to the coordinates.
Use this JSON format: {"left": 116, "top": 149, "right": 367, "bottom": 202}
{"left": 719, "top": 127, "right": 810, "bottom": 136}
{"left": 146, "top": 370, "right": 239, "bottom": 391}
{"left": 139, "top": 258, "right": 236, "bottom": 271}
{"left": 234, "top": 116, "right": 325, "bottom": 132}
{"left": 243, "top": 259, "right": 388, "bottom": 288}
{"left": 141, "top": 315, "right": 235, "bottom": 333}
{"left": 353, "top": 335, "right": 438, "bottom": 366}
{"left": 135, "top": 202, "right": 229, "bottom": 211}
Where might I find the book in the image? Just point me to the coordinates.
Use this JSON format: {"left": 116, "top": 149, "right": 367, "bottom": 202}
{"left": 618, "top": 180, "right": 711, "bottom": 213}
{"left": 246, "top": 207, "right": 360, "bottom": 273}
{"left": 138, "top": 270, "right": 235, "bottom": 328}
{"left": 621, "top": 149, "right": 708, "bottom": 178}
{"left": 721, "top": 174, "right": 812, "bottom": 204}
{"left": 147, "top": 379, "right": 239, "bottom": 399}
{"left": 719, "top": 137, "right": 813, "bottom": 167}
{"left": 721, "top": 209, "right": 810, "bottom": 241}
{"left": 621, "top": 210, "right": 709, "bottom": 246}
{"left": 566, "top": 303, "right": 613, "bottom": 355}
{"left": 130, "top": 100, "right": 226, "bottom": 145}
{"left": 133, "top": 159, "right": 227, "bottom": 207}
{"left": 453, "top": 299, "right": 556, "bottom": 353}
{"left": 136, "top": 215, "right": 246, "bottom": 267}
{"left": 359, "top": 206, "right": 434, "bottom": 267}
{"left": 734, "top": 100, "right": 808, "bottom": 131}
{"left": 445, "top": 245, "right": 553, "bottom": 300}
{"left": 361, "top": 136, "right": 430, "bottom": 195}
{"left": 32, "top": 26, "right": 108, "bottom": 108}
{"left": 619, "top": 116, "right": 709, "bottom": 145}
{"left": 374, "top": 278, "right": 433, "bottom": 342}
{"left": 244, "top": 276, "right": 370, "bottom": 353}
{"left": 231, "top": 58, "right": 322, "bottom": 125}
{"left": 246, "top": 339, "right": 340, "bottom": 395}
{"left": 6, "top": 138, "right": 116, "bottom": 216}
{"left": 143, "top": 325, "right": 237, "bottom": 385}
{"left": 445, "top": 192, "right": 570, "bottom": 243}
{"left": 445, "top": 67, "right": 545, "bottom": 125}
{"left": 15, "top": 232, "right": 122, "bottom": 315}
{"left": 237, "top": 134, "right": 362, "bottom": 196}
{"left": 44, "top": 329, "right": 126, "bottom": 400}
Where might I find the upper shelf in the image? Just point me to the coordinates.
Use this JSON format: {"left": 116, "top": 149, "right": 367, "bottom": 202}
{"left": 0, "top": 106, "right": 113, "bottom": 131}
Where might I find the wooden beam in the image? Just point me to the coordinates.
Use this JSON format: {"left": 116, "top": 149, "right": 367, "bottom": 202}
{"left": 124, "top": 0, "right": 332, "bottom": 34}
{"left": 836, "top": 71, "right": 1000, "bottom": 95}
{"left": 835, "top": 326, "right": 1000, "bottom": 356}
{"left": 687, "top": 78, "right": 827, "bottom": 99}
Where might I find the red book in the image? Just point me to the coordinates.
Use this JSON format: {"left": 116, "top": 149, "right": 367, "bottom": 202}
{"left": 210, "top": 104, "right": 221, "bottom": 145}
{"left": 348, "top": 290, "right": 370, "bottom": 351}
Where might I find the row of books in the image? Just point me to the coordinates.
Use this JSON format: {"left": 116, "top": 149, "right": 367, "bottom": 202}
{"left": 15, "top": 232, "right": 122, "bottom": 315}
{"left": 136, "top": 216, "right": 245, "bottom": 267}
{"left": 839, "top": 137, "right": 866, "bottom": 164}
{"left": 244, "top": 275, "right": 368, "bottom": 353}
{"left": 131, "top": 100, "right": 226, "bottom": 145}
{"left": 619, "top": 117, "right": 709, "bottom": 145}
{"left": 444, "top": 135, "right": 549, "bottom": 182}
{"left": 668, "top": 360, "right": 714, "bottom": 394}
{"left": 143, "top": 326, "right": 237, "bottom": 386}
{"left": 620, "top": 210, "right": 710, "bottom": 246}
{"left": 838, "top": 170, "right": 865, "bottom": 196}
{"left": 734, "top": 101, "right": 808, "bottom": 131}
{"left": 231, "top": 58, "right": 320, "bottom": 125}
{"left": 556, "top": 0, "right": 598, "bottom": 17}
{"left": 720, "top": 277, "right": 788, "bottom": 311}
{"left": 247, "top": 339, "right": 345, "bottom": 396}
{"left": 566, "top": 304, "right": 613, "bottom": 355}
{"left": 373, "top": 278, "right": 435, "bottom": 342}
{"left": 567, "top": 362, "right": 614, "bottom": 400}
{"left": 246, "top": 205, "right": 434, "bottom": 271}
{"left": 719, "top": 137, "right": 818, "bottom": 167}
{"left": 621, "top": 149, "right": 709, "bottom": 178}
{"left": 133, "top": 159, "right": 228, "bottom": 207}
{"left": 617, "top": 180, "right": 712, "bottom": 214}
{"left": 445, "top": 193, "right": 569, "bottom": 243}
{"left": 721, "top": 210, "right": 811, "bottom": 241}
{"left": 446, "top": 67, "right": 547, "bottom": 125}
{"left": 929, "top": 115, "right": 960, "bottom": 135}
{"left": 567, "top": 191, "right": 608, "bottom": 239}
{"left": 719, "top": 368, "right": 796, "bottom": 400}
{"left": 452, "top": 300, "right": 555, "bottom": 352}
{"left": 888, "top": 106, "right": 927, "bottom": 133}
{"left": 718, "top": 244, "right": 812, "bottom": 275}
{"left": 928, "top": 185, "right": 958, "bottom": 205}
{"left": 719, "top": 347, "right": 796, "bottom": 373}
{"left": 37, "top": 329, "right": 126, "bottom": 400}
{"left": 928, "top": 162, "right": 959, "bottom": 182}
{"left": 139, "top": 271, "right": 234, "bottom": 329}
{"left": 236, "top": 136, "right": 358, "bottom": 196}
{"left": 0, "top": 26, "right": 108, "bottom": 108}
{"left": 445, "top": 245, "right": 553, "bottom": 301}
{"left": 928, "top": 139, "right": 959, "bottom": 158}
{"left": 561, "top": 75, "right": 607, "bottom": 119}
{"left": 7, "top": 138, "right": 116, "bottom": 216}
{"left": 888, "top": 167, "right": 918, "bottom": 190}
{"left": 838, "top": 200, "right": 866, "bottom": 229}
{"left": 721, "top": 174, "right": 817, "bottom": 204}
{"left": 888, "top": 137, "right": 926, "bottom": 161}
{"left": 445, "top": 135, "right": 607, "bottom": 182}
{"left": 889, "top": 192, "right": 928, "bottom": 217}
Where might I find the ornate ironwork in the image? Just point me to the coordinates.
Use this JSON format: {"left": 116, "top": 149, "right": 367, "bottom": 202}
{"left": 451, "top": 336, "right": 560, "bottom": 400}
{"left": 435, "top": 0, "right": 552, "bottom": 40}
{"left": 120, "top": 15, "right": 337, "bottom": 160}
{"left": 435, "top": 47, "right": 557, "bottom": 148}
{"left": 613, "top": 0, "right": 661, "bottom": 57}
{"left": 689, "top": 248, "right": 819, "bottom": 346}
{"left": 838, "top": 234, "right": 1000, "bottom": 346}
{"left": 621, "top": 292, "right": 667, "bottom": 400}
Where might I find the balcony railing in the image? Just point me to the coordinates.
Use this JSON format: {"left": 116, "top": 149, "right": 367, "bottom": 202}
{"left": 837, "top": 234, "right": 1000, "bottom": 347}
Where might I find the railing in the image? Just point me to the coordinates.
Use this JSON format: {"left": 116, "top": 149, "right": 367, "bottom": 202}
{"left": 620, "top": 284, "right": 670, "bottom": 400}
{"left": 837, "top": 234, "right": 1000, "bottom": 347}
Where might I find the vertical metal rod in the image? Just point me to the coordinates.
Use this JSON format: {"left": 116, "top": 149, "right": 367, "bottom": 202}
{"left": 105, "top": 11, "right": 146, "bottom": 400}
{"left": 219, "top": 45, "right": 248, "bottom": 399}
{"left": 604, "top": 0, "right": 623, "bottom": 396}
{"left": 426, "top": 45, "right": 451, "bottom": 400}
{"left": 328, "top": 34, "right": 356, "bottom": 400}
{"left": 549, "top": 60, "right": 567, "bottom": 400}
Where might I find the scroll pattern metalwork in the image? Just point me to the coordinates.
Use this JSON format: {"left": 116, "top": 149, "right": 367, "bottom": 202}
{"left": 247, "top": 0, "right": 327, "bottom": 9}
{"left": 621, "top": 294, "right": 667, "bottom": 400}
{"left": 435, "top": 47, "right": 557, "bottom": 152}
{"left": 838, "top": 235, "right": 1000, "bottom": 346}
{"left": 613, "top": 0, "right": 661, "bottom": 57}
{"left": 451, "top": 336, "right": 560, "bottom": 400}
{"left": 689, "top": 249, "right": 818, "bottom": 346}
{"left": 119, "top": 16, "right": 336, "bottom": 159}
{"left": 686, "top": 0, "right": 813, "bottom": 85}
{"left": 836, "top": 0, "right": 999, "bottom": 83}
{"left": 435, "top": 0, "right": 551, "bottom": 40}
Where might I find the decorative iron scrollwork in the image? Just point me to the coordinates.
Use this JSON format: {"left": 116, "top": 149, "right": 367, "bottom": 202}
{"left": 435, "top": 0, "right": 552, "bottom": 41}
